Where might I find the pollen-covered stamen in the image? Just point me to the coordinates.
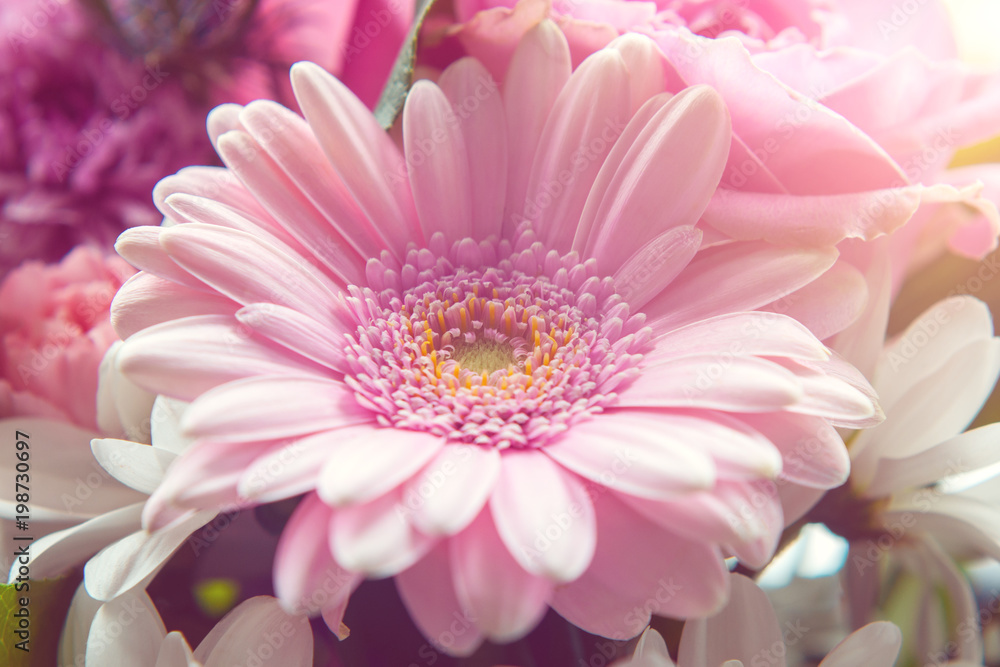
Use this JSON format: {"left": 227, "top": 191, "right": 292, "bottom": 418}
{"left": 343, "top": 231, "right": 651, "bottom": 449}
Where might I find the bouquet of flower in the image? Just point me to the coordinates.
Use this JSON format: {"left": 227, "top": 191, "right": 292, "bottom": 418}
{"left": 4, "top": 0, "right": 1000, "bottom": 665}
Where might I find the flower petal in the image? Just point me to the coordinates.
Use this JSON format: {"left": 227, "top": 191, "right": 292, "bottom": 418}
{"left": 583, "top": 85, "right": 731, "bottom": 273}
{"left": 181, "top": 376, "right": 371, "bottom": 442}
{"left": 317, "top": 428, "right": 444, "bottom": 507}
{"left": 84, "top": 509, "right": 216, "bottom": 601}
{"left": 544, "top": 411, "right": 715, "bottom": 500}
{"left": 490, "top": 451, "right": 596, "bottom": 582}
{"left": 450, "top": 508, "right": 553, "bottom": 643}
{"left": 406, "top": 444, "right": 501, "bottom": 537}
{"left": 395, "top": 542, "right": 484, "bottom": 657}
{"left": 329, "top": 488, "right": 436, "bottom": 577}
{"left": 273, "top": 493, "right": 359, "bottom": 615}
{"left": 197, "top": 597, "right": 314, "bottom": 667}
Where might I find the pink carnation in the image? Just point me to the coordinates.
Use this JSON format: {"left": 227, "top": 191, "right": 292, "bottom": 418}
{"left": 0, "top": 1, "right": 216, "bottom": 276}
{"left": 0, "top": 246, "right": 134, "bottom": 431}
{"left": 113, "top": 24, "right": 881, "bottom": 651}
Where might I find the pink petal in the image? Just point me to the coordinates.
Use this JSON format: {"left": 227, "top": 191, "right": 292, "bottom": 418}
{"left": 449, "top": 509, "right": 553, "bottom": 642}
{"left": 146, "top": 438, "right": 278, "bottom": 524}
{"left": 214, "top": 129, "right": 367, "bottom": 286}
{"left": 329, "top": 488, "right": 436, "bottom": 577}
{"left": 544, "top": 411, "right": 716, "bottom": 500}
{"left": 159, "top": 223, "right": 345, "bottom": 324}
{"left": 395, "top": 543, "right": 484, "bottom": 657}
{"left": 235, "top": 303, "right": 353, "bottom": 373}
{"left": 238, "top": 427, "right": 375, "bottom": 504}
{"left": 612, "top": 226, "right": 702, "bottom": 311}
{"left": 111, "top": 273, "right": 238, "bottom": 340}
{"left": 290, "top": 62, "right": 420, "bottom": 256}
{"left": 760, "top": 260, "right": 869, "bottom": 341}
{"left": 777, "top": 358, "right": 881, "bottom": 427}
{"left": 317, "top": 428, "right": 444, "bottom": 507}
{"left": 502, "top": 19, "right": 572, "bottom": 238}
{"left": 153, "top": 166, "right": 270, "bottom": 232}
{"left": 180, "top": 375, "right": 371, "bottom": 442}
{"left": 551, "top": 493, "right": 728, "bottom": 638}
{"left": 405, "top": 444, "right": 501, "bottom": 537}
{"left": 624, "top": 479, "right": 783, "bottom": 570}
{"left": 677, "top": 573, "right": 782, "bottom": 667}
{"left": 115, "top": 226, "right": 206, "bottom": 290}
{"left": 645, "top": 311, "right": 829, "bottom": 364}
{"left": 643, "top": 242, "right": 838, "bottom": 333}
{"left": 583, "top": 85, "right": 731, "bottom": 273}
{"left": 489, "top": 451, "right": 596, "bottom": 582}
{"left": 238, "top": 100, "right": 385, "bottom": 261}
{"left": 521, "top": 48, "right": 630, "bottom": 252}
{"left": 403, "top": 80, "right": 474, "bottom": 242}
{"left": 273, "top": 494, "right": 359, "bottom": 615}
{"left": 117, "top": 315, "right": 324, "bottom": 401}
{"left": 739, "top": 412, "right": 850, "bottom": 489}
{"left": 609, "top": 34, "right": 667, "bottom": 116}
{"left": 701, "top": 186, "right": 926, "bottom": 247}
{"left": 619, "top": 355, "right": 804, "bottom": 413}
{"left": 652, "top": 31, "right": 906, "bottom": 195}
{"left": 438, "top": 58, "right": 507, "bottom": 240}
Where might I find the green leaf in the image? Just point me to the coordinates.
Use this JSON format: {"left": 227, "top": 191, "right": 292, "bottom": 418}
{"left": 373, "top": 0, "right": 440, "bottom": 130}
{"left": 0, "top": 577, "right": 77, "bottom": 667}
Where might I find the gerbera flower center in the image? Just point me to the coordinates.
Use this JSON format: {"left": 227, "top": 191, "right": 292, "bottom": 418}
{"left": 450, "top": 338, "right": 518, "bottom": 376}
{"left": 343, "top": 230, "right": 651, "bottom": 449}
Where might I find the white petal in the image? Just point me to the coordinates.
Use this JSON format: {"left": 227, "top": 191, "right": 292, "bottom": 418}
{"left": 84, "top": 509, "right": 216, "bottom": 600}
{"left": 91, "top": 439, "right": 176, "bottom": 494}
{"left": 197, "top": 597, "right": 313, "bottom": 667}
{"left": 86, "top": 590, "right": 165, "bottom": 666}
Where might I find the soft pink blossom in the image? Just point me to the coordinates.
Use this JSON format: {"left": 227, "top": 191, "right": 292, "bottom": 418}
{"left": 112, "top": 24, "right": 881, "bottom": 650}
{"left": 0, "top": 246, "right": 135, "bottom": 430}
{"left": 439, "top": 0, "right": 1000, "bottom": 287}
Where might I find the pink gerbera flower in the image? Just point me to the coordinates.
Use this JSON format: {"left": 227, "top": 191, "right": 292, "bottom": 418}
{"left": 112, "top": 21, "right": 880, "bottom": 652}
